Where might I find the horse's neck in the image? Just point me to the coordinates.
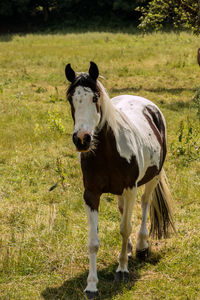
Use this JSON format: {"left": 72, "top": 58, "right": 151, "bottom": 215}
{"left": 97, "top": 105, "right": 142, "bottom": 165}
{"left": 96, "top": 121, "right": 116, "bottom": 151}
{"left": 98, "top": 88, "right": 138, "bottom": 162}
{"left": 98, "top": 87, "right": 120, "bottom": 133}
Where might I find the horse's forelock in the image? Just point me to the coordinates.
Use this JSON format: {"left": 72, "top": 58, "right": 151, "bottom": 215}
{"left": 67, "top": 73, "right": 100, "bottom": 97}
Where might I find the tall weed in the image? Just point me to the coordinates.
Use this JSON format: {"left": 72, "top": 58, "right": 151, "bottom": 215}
{"left": 170, "top": 89, "right": 200, "bottom": 164}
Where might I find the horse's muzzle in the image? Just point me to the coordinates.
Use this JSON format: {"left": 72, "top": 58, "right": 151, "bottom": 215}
{"left": 72, "top": 131, "right": 91, "bottom": 152}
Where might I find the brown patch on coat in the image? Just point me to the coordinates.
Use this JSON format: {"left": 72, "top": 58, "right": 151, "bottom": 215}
{"left": 143, "top": 105, "right": 167, "bottom": 171}
{"left": 84, "top": 189, "right": 101, "bottom": 211}
{"left": 138, "top": 165, "right": 159, "bottom": 186}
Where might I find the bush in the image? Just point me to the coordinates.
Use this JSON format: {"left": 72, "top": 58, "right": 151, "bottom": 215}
{"left": 137, "top": 0, "right": 199, "bottom": 34}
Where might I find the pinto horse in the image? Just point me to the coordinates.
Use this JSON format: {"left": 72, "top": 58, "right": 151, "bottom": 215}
{"left": 65, "top": 62, "right": 175, "bottom": 299}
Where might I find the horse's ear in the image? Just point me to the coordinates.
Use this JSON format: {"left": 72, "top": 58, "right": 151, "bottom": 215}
{"left": 65, "top": 64, "right": 76, "bottom": 82}
{"left": 89, "top": 61, "right": 99, "bottom": 81}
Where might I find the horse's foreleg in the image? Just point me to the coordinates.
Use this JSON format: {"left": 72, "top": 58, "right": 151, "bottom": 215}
{"left": 116, "top": 187, "right": 137, "bottom": 282}
{"left": 136, "top": 176, "right": 159, "bottom": 260}
{"left": 84, "top": 190, "right": 100, "bottom": 299}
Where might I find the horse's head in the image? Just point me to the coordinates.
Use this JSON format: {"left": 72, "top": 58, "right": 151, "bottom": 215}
{"left": 65, "top": 62, "right": 101, "bottom": 152}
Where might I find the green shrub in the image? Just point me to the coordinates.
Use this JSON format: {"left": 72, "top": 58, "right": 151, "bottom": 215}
{"left": 171, "top": 117, "right": 200, "bottom": 164}
{"left": 47, "top": 110, "right": 65, "bottom": 134}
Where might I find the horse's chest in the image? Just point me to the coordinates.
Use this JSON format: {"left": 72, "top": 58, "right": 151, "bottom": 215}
{"left": 81, "top": 153, "right": 139, "bottom": 195}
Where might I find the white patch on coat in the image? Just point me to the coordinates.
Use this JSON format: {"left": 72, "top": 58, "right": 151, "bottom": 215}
{"left": 110, "top": 95, "right": 165, "bottom": 181}
{"left": 73, "top": 86, "right": 101, "bottom": 135}
{"left": 84, "top": 204, "right": 99, "bottom": 292}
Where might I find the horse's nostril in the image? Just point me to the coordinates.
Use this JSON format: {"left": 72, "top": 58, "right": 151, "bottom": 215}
{"left": 84, "top": 134, "right": 91, "bottom": 144}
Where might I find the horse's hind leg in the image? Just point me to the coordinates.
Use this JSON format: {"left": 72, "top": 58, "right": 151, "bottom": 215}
{"left": 118, "top": 195, "right": 133, "bottom": 257}
{"left": 116, "top": 187, "right": 137, "bottom": 282}
{"left": 136, "top": 175, "right": 159, "bottom": 260}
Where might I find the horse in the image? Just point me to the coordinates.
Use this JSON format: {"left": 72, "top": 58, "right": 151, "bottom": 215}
{"left": 197, "top": 48, "right": 200, "bottom": 66}
{"left": 65, "top": 61, "right": 176, "bottom": 299}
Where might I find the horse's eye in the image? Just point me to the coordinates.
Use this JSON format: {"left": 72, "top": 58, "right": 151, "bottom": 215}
{"left": 93, "top": 95, "right": 98, "bottom": 103}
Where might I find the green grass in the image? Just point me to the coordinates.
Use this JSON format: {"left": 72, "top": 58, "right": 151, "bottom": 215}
{"left": 0, "top": 31, "right": 200, "bottom": 299}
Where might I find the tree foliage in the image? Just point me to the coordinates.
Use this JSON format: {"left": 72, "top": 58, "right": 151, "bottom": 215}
{"left": 0, "top": 0, "right": 199, "bottom": 32}
{"left": 0, "top": 0, "right": 141, "bottom": 24}
{"left": 137, "top": 0, "right": 200, "bottom": 34}
{"left": 0, "top": 0, "right": 30, "bottom": 18}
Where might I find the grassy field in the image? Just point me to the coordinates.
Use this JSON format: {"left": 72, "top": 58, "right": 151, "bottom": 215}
{"left": 0, "top": 31, "right": 200, "bottom": 299}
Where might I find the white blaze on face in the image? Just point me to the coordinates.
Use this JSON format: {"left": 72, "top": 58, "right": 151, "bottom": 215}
{"left": 73, "top": 86, "right": 100, "bottom": 135}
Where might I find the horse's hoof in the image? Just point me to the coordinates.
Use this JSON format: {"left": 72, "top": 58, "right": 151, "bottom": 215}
{"left": 136, "top": 248, "right": 149, "bottom": 260}
{"left": 115, "top": 271, "right": 129, "bottom": 283}
{"left": 84, "top": 290, "right": 98, "bottom": 299}
{"left": 123, "top": 271, "right": 129, "bottom": 283}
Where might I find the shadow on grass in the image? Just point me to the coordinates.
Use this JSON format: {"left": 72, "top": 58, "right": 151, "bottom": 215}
{"left": 0, "top": 34, "right": 13, "bottom": 42}
{"left": 111, "top": 87, "right": 143, "bottom": 94}
{"left": 159, "top": 100, "right": 193, "bottom": 111}
{"left": 111, "top": 86, "right": 196, "bottom": 95}
{"left": 0, "top": 24, "right": 139, "bottom": 42}
{"left": 42, "top": 251, "right": 161, "bottom": 300}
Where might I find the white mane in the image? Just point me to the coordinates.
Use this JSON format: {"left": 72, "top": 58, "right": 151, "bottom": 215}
{"left": 97, "top": 80, "right": 125, "bottom": 137}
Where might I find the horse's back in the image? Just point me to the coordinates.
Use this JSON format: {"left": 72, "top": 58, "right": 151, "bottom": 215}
{"left": 111, "top": 94, "right": 154, "bottom": 108}
{"left": 111, "top": 95, "right": 164, "bottom": 127}
{"left": 111, "top": 95, "right": 166, "bottom": 141}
